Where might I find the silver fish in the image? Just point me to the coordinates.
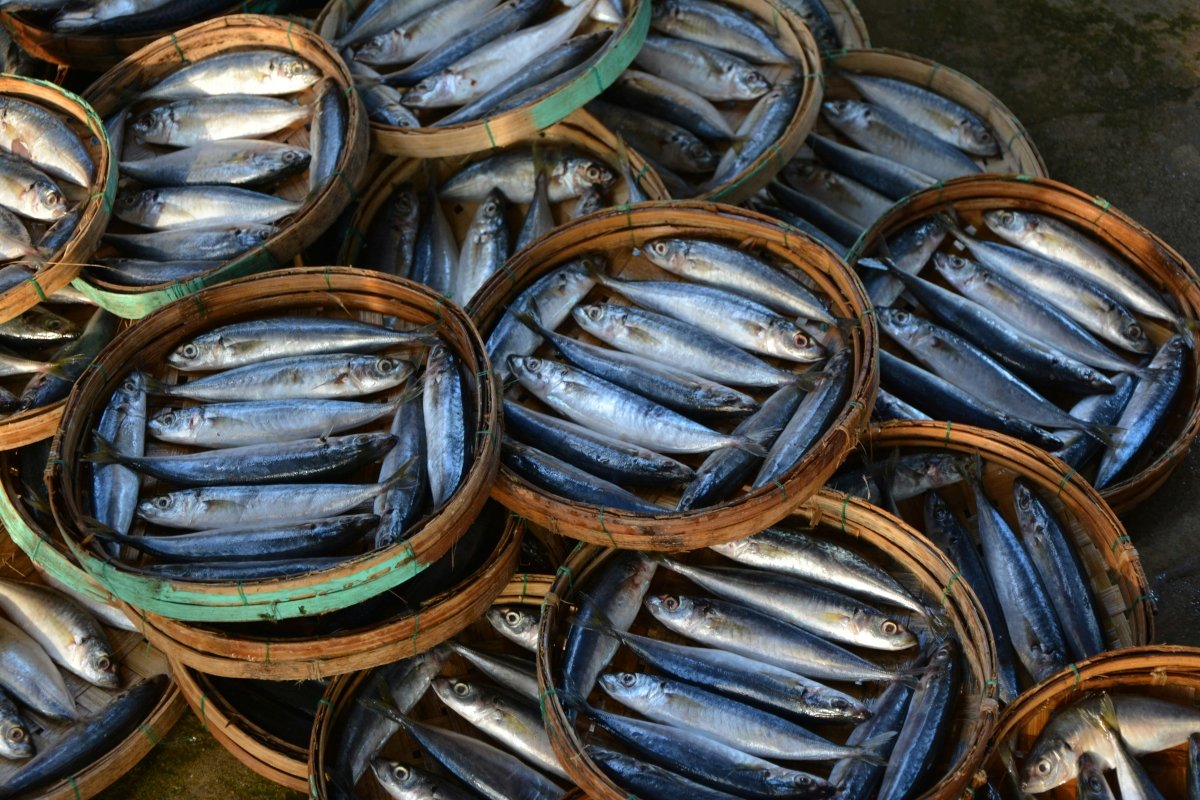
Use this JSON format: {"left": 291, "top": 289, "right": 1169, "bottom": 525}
{"left": 485, "top": 261, "right": 595, "bottom": 380}
{"left": 635, "top": 34, "right": 770, "bottom": 101}
{"left": 423, "top": 345, "right": 467, "bottom": 506}
{"left": 650, "top": 0, "right": 790, "bottom": 64}
{"left": 114, "top": 185, "right": 301, "bottom": 230}
{"left": 455, "top": 188, "right": 508, "bottom": 301}
{"left": 439, "top": 148, "right": 614, "bottom": 203}
{"left": 0, "top": 95, "right": 93, "bottom": 186}
{"left": 822, "top": 99, "right": 982, "bottom": 181}
{"left": 105, "top": 223, "right": 276, "bottom": 261}
{"left": 146, "top": 353, "right": 411, "bottom": 402}
{"left": 371, "top": 759, "right": 477, "bottom": 800}
{"left": 0, "top": 616, "right": 76, "bottom": 720}
{"left": 485, "top": 606, "right": 538, "bottom": 651}
{"left": 119, "top": 139, "right": 311, "bottom": 187}
{"left": 140, "top": 50, "right": 321, "bottom": 99}
{"left": 0, "top": 153, "right": 66, "bottom": 220}
{"left": 354, "top": 0, "right": 501, "bottom": 66}
{"left": 92, "top": 370, "right": 146, "bottom": 544}
{"left": 148, "top": 397, "right": 400, "bottom": 448}
{"left": 128, "top": 94, "right": 310, "bottom": 146}
{"left": 309, "top": 78, "right": 347, "bottom": 192}
{"left": 0, "top": 579, "right": 118, "bottom": 688}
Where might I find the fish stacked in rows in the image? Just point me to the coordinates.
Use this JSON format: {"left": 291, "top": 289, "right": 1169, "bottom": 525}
{"left": 0, "top": 0, "right": 302, "bottom": 36}
{"left": 754, "top": 69, "right": 999, "bottom": 254}
{"left": 356, "top": 145, "right": 634, "bottom": 303}
{"left": 864, "top": 208, "right": 1187, "bottom": 490}
{"left": 0, "top": 305, "right": 118, "bottom": 417}
{"left": 0, "top": 92, "right": 95, "bottom": 296}
{"left": 990, "top": 691, "right": 1200, "bottom": 798}
{"left": 488, "top": 237, "right": 852, "bottom": 514}
{"left": 85, "top": 314, "right": 473, "bottom": 582}
{"left": 325, "top": 607, "right": 565, "bottom": 800}
{"left": 329, "top": 0, "right": 620, "bottom": 129}
{"left": 827, "top": 449, "right": 1113, "bottom": 704}
{"left": 554, "top": 538, "right": 966, "bottom": 800}
{"left": 0, "top": 575, "right": 166, "bottom": 799}
{"left": 96, "top": 49, "right": 343, "bottom": 288}
{"left": 591, "top": 0, "right": 804, "bottom": 198}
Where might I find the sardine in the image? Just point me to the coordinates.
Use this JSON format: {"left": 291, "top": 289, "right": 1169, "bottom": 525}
{"left": 650, "top": 0, "right": 790, "bottom": 64}
{"left": 634, "top": 34, "right": 770, "bottom": 101}
{"left": 808, "top": 132, "right": 935, "bottom": 201}
{"left": 439, "top": 148, "right": 613, "bottom": 203}
{"left": 0, "top": 153, "right": 66, "bottom": 220}
{"left": 423, "top": 345, "right": 467, "bottom": 506}
{"left": 105, "top": 223, "right": 277, "bottom": 261}
{"left": 309, "top": 78, "right": 347, "bottom": 192}
{"left": 148, "top": 397, "right": 400, "bottom": 447}
{"left": 455, "top": 188, "right": 508, "bottom": 301}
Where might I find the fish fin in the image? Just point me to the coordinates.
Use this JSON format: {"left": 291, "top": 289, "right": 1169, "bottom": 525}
{"left": 1095, "top": 692, "right": 1120, "bottom": 733}
{"left": 936, "top": 211, "right": 968, "bottom": 240}
{"left": 387, "top": 379, "right": 425, "bottom": 411}
{"left": 581, "top": 257, "right": 613, "bottom": 288}
{"left": 854, "top": 730, "right": 898, "bottom": 765}
{"left": 856, "top": 256, "right": 891, "bottom": 272}
{"left": 742, "top": 424, "right": 785, "bottom": 457}
{"left": 359, "top": 695, "right": 409, "bottom": 726}
{"left": 1086, "top": 423, "right": 1123, "bottom": 449}
{"left": 1131, "top": 365, "right": 1170, "bottom": 382}
{"left": 512, "top": 308, "right": 549, "bottom": 337}
{"left": 380, "top": 455, "right": 419, "bottom": 492}
{"left": 403, "top": 321, "right": 442, "bottom": 346}
{"left": 39, "top": 352, "right": 88, "bottom": 379}
{"left": 141, "top": 373, "right": 169, "bottom": 395}
{"left": 82, "top": 432, "right": 120, "bottom": 464}
{"left": 733, "top": 436, "right": 770, "bottom": 458}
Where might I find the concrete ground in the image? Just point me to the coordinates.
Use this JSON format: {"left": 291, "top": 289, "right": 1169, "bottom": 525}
{"left": 100, "top": 1, "right": 1200, "bottom": 797}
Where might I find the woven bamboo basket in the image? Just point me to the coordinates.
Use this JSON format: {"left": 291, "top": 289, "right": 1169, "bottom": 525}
{"left": 0, "top": 527, "right": 185, "bottom": 799}
{"left": 0, "top": 75, "right": 114, "bottom": 325}
{"left": 313, "top": 0, "right": 649, "bottom": 158}
{"left": 537, "top": 490, "right": 1000, "bottom": 800}
{"left": 820, "top": 49, "right": 1048, "bottom": 186}
{"left": 818, "top": 0, "right": 870, "bottom": 51}
{"left": 170, "top": 658, "right": 318, "bottom": 791}
{"left": 47, "top": 267, "right": 501, "bottom": 624}
{"left": 337, "top": 108, "right": 670, "bottom": 293}
{"left": 309, "top": 580, "right": 572, "bottom": 799}
{"left": 851, "top": 421, "right": 1155, "bottom": 692}
{"left": 126, "top": 506, "right": 522, "bottom": 680}
{"left": 469, "top": 201, "right": 877, "bottom": 550}
{"left": 67, "top": 15, "right": 369, "bottom": 319}
{"left": 851, "top": 174, "right": 1200, "bottom": 513}
{"left": 970, "top": 646, "right": 1200, "bottom": 799}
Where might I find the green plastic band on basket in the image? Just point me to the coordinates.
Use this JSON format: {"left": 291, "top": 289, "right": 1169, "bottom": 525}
{"left": 926, "top": 62, "right": 942, "bottom": 89}
{"left": 943, "top": 420, "right": 953, "bottom": 446}
{"left": 85, "top": 361, "right": 109, "bottom": 380}
{"left": 482, "top": 118, "right": 497, "bottom": 149}
{"left": 67, "top": 775, "right": 81, "bottom": 800}
{"left": 409, "top": 610, "right": 421, "bottom": 653}
{"left": 1056, "top": 467, "right": 1077, "bottom": 497}
{"left": 840, "top": 494, "right": 850, "bottom": 532}
{"left": 1068, "top": 662, "right": 1082, "bottom": 686}
{"left": 1111, "top": 534, "right": 1132, "bottom": 552}
{"left": 1015, "top": 174, "right": 1035, "bottom": 182}
{"left": 286, "top": 20, "right": 297, "bottom": 54}
{"left": 318, "top": 697, "right": 331, "bottom": 709}
{"left": 334, "top": 170, "right": 360, "bottom": 202}
{"left": 138, "top": 722, "right": 161, "bottom": 746}
{"left": 597, "top": 506, "right": 615, "bottom": 545}
{"left": 940, "top": 570, "right": 961, "bottom": 604}
{"left": 538, "top": 686, "right": 556, "bottom": 718}
{"left": 24, "top": 275, "right": 45, "bottom": 301}
{"left": 169, "top": 33, "right": 190, "bottom": 64}
{"left": 520, "top": 571, "right": 529, "bottom": 600}
{"left": 555, "top": 564, "right": 574, "bottom": 593}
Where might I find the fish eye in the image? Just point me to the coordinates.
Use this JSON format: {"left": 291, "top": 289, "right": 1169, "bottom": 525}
{"left": 881, "top": 620, "right": 899, "bottom": 636}
{"left": 284, "top": 150, "right": 303, "bottom": 164}
{"left": 584, "top": 306, "right": 602, "bottom": 321}
{"left": 978, "top": 129, "right": 996, "bottom": 143}
{"left": 1017, "top": 491, "right": 1031, "bottom": 509}
{"left": 504, "top": 610, "right": 522, "bottom": 626}
{"left": 793, "top": 332, "right": 811, "bottom": 347}
{"left": 179, "top": 343, "right": 199, "bottom": 359}
{"left": 45, "top": 317, "right": 63, "bottom": 330}
{"left": 392, "top": 764, "right": 409, "bottom": 781}
{"left": 8, "top": 728, "right": 23, "bottom": 742}
{"left": 42, "top": 188, "right": 62, "bottom": 206}
{"left": 662, "top": 596, "right": 679, "bottom": 611}
{"left": 377, "top": 358, "right": 395, "bottom": 373}
{"left": 152, "top": 496, "right": 171, "bottom": 509}
{"left": 619, "top": 673, "right": 636, "bottom": 687}
{"left": 649, "top": 241, "right": 667, "bottom": 255}
{"left": 96, "top": 655, "right": 112, "bottom": 671}
{"left": 893, "top": 310, "right": 910, "bottom": 323}
{"left": 585, "top": 165, "right": 602, "bottom": 181}
{"left": 452, "top": 681, "right": 470, "bottom": 696}
{"left": 1125, "top": 323, "right": 1144, "bottom": 339}
{"left": 1035, "top": 759, "right": 1052, "bottom": 775}
{"left": 524, "top": 357, "right": 541, "bottom": 371}
{"left": 159, "top": 411, "right": 175, "bottom": 425}
{"left": 830, "top": 698, "right": 848, "bottom": 710}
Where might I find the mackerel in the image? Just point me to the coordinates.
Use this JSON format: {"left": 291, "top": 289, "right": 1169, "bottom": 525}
{"left": 17, "top": 308, "right": 117, "bottom": 411}
{"left": 0, "top": 152, "right": 66, "bottom": 220}
{"left": 146, "top": 353, "right": 411, "bottom": 402}
{"left": 650, "top": 0, "right": 790, "bottom": 64}
{"left": 448, "top": 643, "right": 538, "bottom": 702}
{"left": 148, "top": 397, "right": 400, "bottom": 447}
{"left": 808, "top": 132, "right": 936, "bottom": 201}
{"left": 115, "top": 185, "right": 301, "bottom": 230}
{"left": 354, "top": 0, "right": 501, "bottom": 66}
{"left": 486, "top": 607, "right": 539, "bottom": 652}
{"left": 423, "top": 345, "right": 468, "bottom": 506}
{"left": 92, "top": 371, "right": 146, "bottom": 545}
{"left": 588, "top": 100, "right": 715, "bottom": 174}
{"left": 586, "top": 745, "right": 744, "bottom": 800}
{"left": 514, "top": 167, "right": 552, "bottom": 252}
{"left": 374, "top": 390, "right": 426, "bottom": 548}
{"left": 706, "top": 80, "right": 803, "bottom": 187}
{"left": 439, "top": 149, "right": 613, "bottom": 203}
{"left": 782, "top": 160, "right": 894, "bottom": 229}
{"left": 98, "top": 515, "right": 378, "bottom": 562}
{"left": 119, "top": 139, "right": 310, "bottom": 187}
{"left": 371, "top": 759, "right": 476, "bottom": 800}
{"left": 1053, "top": 375, "right": 1136, "bottom": 469}
{"left": 0, "top": 689, "right": 31, "bottom": 760}
{"left": 875, "top": 388, "right": 931, "bottom": 421}
{"left": 608, "top": 69, "right": 734, "bottom": 140}
{"left": 485, "top": 260, "right": 595, "bottom": 379}
{"left": 347, "top": 60, "right": 421, "bottom": 128}
{"left": 129, "top": 95, "right": 310, "bottom": 146}
{"left": 309, "top": 78, "right": 347, "bottom": 192}
{"left": 829, "top": 682, "right": 914, "bottom": 800}
{"left": 361, "top": 181, "right": 418, "bottom": 276}
{"left": 89, "top": 258, "right": 222, "bottom": 287}
{"left": 410, "top": 177, "right": 456, "bottom": 296}
{"left": 0, "top": 616, "right": 76, "bottom": 720}
{"left": 635, "top": 34, "right": 769, "bottom": 101}
{"left": 105, "top": 223, "right": 276, "bottom": 261}
{"left": 822, "top": 99, "right": 982, "bottom": 180}
{"left": 502, "top": 437, "right": 668, "bottom": 513}
{"left": 1076, "top": 752, "right": 1117, "bottom": 800}
{"left": 335, "top": 0, "right": 444, "bottom": 49}
{"left": 455, "top": 188, "right": 508, "bottom": 301}
{"left": 769, "top": 179, "right": 864, "bottom": 246}
{"left": 0, "top": 95, "right": 93, "bottom": 186}
{"left": 140, "top": 50, "right": 321, "bottom": 99}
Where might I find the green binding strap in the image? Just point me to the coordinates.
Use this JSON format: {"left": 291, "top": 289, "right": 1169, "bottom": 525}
{"left": 527, "top": 0, "right": 650, "bottom": 130}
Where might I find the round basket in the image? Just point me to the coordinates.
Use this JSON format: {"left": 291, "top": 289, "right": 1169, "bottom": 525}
{"left": 127, "top": 506, "right": 523, "bottom": 680}
{"left": 851, "top": 174, "right": 1200, "bottom": 513}
{"left": 853, "top": 420, "right": 1154, "bottom": 690}
{"left": 0, "top": 75, "right": 114, "bottom": 325}
{"left": 309, "top": 579, "right": 571, "bottom": 799}
{"left": 47, "top": 267, "right": 501, "bottom": 624}
{"left": 971, "top": 646, "right": 1200, "bottom": 799}
{"left": 0, "top": 527, "right": 185, "bottom": 800}
{"left": 314, "top": 0, "right": 649, "bottom": 158}
{"left": 469, "top": 201, "right": 877, "bottom": 550}
{"left": 70, "top": 14, "right": 369, "bottom": 319}
{"left": 170, "top": 658, "right": 317, "bottom": 791}
{"left": 536, "top": 490, "right": 1000, "bottom": 800}
{"left": 337, "top": 108, "right": 671, "bottom": 295}
{"left": 819, "top": 0, "right": 870, "bottom": 51}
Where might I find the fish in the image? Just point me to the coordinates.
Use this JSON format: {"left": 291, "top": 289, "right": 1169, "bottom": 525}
{"left": 808, "top": 132, "right": 936, "bottom": 202}
{"left": 508, "top": 355, "right": 768, "bottom": 455}
{"left": 360, "top": 182, "right": 419, "bottom": 276}
{"left": 642, "top": 237, "right": 835, "bottom": 325}
{"left": 371, "top": 759, "right": 477, "bottom": 800}
{"left": 0, "top": 689, "right": 32, "bottom": 760}
{"left": 634, "top": 34, "right": 770, "bottom": 101}
{"left": 821, "top": 99, "right": 982, "bottom": 180}
{"left": 139, "top": 556, "right": 350, "bottom": 581}
{"left": 410, "top": 176, "right": 457, "bottom": 296}
{"left": 608, "top": 69, "right": 735, "bottom": 140}
{"left": 505, "top": 400, "right": 695, "bottom": 486}
{"left": 336, "top": 0, "right": 445, "bottom": 49}
{"left": 768, "top": 179, "right": 864, "bottom": 246}
{"left": 0, "top": 95, "right": 93, "bottom": 186}
{"left": 439, "top": 148, "right": 613, "bottom": 203}
{"left": 140, "top": 50, "right": 321, "bottom": 99}
{"left": 879, "top": 349, "right": 1064, "bottom": 451}
{"left": 828, "top": 682, "right": 914, "bottom": 800}
{"left": 650, "top": 0, "right": 790, "bottom": 65}
{"left": 751, "top": 199, "right": 850, "bottom": 256}
{"left": 646, "top": 594, "right": 909, "bottom": 682}
{"left": 148, "top": 397, "right": 401, "bottom": 448}
{"left": 146, "top": 353, "right": 412, "bottom": 402}
{"left": 502, "top": 438, "right": 667, "bottom": 513}
{"left": 583, "top": 703, "right": 835, "bottom": 798}
{"left": 0, "top": 152, "right": 67, "bottom": 220}
{"left": 1189, "top": 733, "right": 1200, "bottom": 800}
{"left": 347, "top": 60, "right": 421, "bottom": 128}
{"left": 374, "top": 391, "right": 426, "bottom": 549}
{"left": 753, "top": 347, "right": 852, "bottom": 488}
{"left": 119, "top": 139, "right": 311, "bottom": 187}
{"left": 105, "top": 223, "right": 277, "bottom": 261}
{"left": 860, "top": 216, "right": 947, "bottom": 308}
{"left": 1053, "top": 375, "right": 1137, "bottom": 469}
{"left": 586, "top": 745, "right": 746, "bottom": 800}
{"left": 1095, "top": 335, "right": 1187, "bottom": 489}
{"left": 840, "top": 72, "right": 999, "bottom": 156}
{"left": 711, "top": 526, "right": 924, "bottom": 614}
{"left": 1075, "top": 752, "right": 1117, "bottom": 799}
{"left": 970, "top": 469, "right": 1070, "bottom": 683}
{"left": 114, "top": 185, "right": 301, "bottom": 230}
{"left": 432, "top": 677, "right": 566, "bottom": 778}
{"left": 776, "top": 0, "right": 839, "bottom": 51}
{"left": 514, "top": 163, "right": 552, "bottom": 252}
{"left": 598, "top": 671, "right": 891, "bottom": 762}
{"left": 874, "top": 388, "right": 931, "bottom": 421}
{"left": 876, "top": 639, "right": 961, "bottom": 800}
{"left": 782, "top": 160, "right": 894, "bottom": 229}
{"left": 423, "top": 345, "right": 468, "bottom": 506}
{"left": 485, "top": 261, "right": 595, "bottom": 379}
{"left": 1093, "top": 694, "right": 1167, "bottom": 800}
{"left": 455, "top": 188, "right": 508, "bottom": 301}
{"left": 92, "top": 370, "right": 146, "bottom": 547}
{"left": 588, "top": 99, "right": 716, "bottom": 175}
{"left": 1014, "top": 480, "right": 1106, "bottom": 660}
{"left": 168, "top": 316, "right": 435, "bottom": 371}
{"left": 51, "top": 0, "right": 229, "bottom": 34}
{"left": 983, "top": 209, "right": 1177, "bottom": 324}
{"left": 0, "top": 675, "right": 167, "bottom": 799}
{"left": 87, "top": 258, "right": 223, "bottom": 287}
{"left": 309, "top": 78, "right": 347, "bottom": 192}
{"left": 449, "top": 643, "right": 538, "bottom": 702}
{"left": 354, "top": 0, "right": 502, "bottom": 66}
{"left": 0, "top": 616, "right": 76, "bottom": 720}
{"left": 128, "top": 94, "right": 310, "bottom": 146}
{"left": 485, "top": 606, "right": 539, "bottom": 651}
{"left": 571, "top": 302, "right": 799, "bottom": 387}
{"left": 17, "top": 308, "right": 118, "bottom": 411}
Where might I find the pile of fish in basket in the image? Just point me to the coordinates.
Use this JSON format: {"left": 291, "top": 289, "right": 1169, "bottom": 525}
{"left": 0, "top": 0, "right": 1193, "bottom": 798}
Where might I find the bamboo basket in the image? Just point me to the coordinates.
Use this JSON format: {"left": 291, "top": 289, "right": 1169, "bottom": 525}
{"left": 170, "top": 658, "right": 317, "bottom": 791}
{"left": 0, "top": 528, "right": 185, "bottom": 800}
{"left": 313, "top": 0, "right": 649, "bottom": 158}
{"left": 852, "top": 421, "right": 1154, "bottom": 692}
{"left": 337, "top": 108, "right": 671, "bottom": 293}
{"left": 851, "top": 175, "right": 1200, "bottom": 513}
{"left": 819, "top": 0, "right": 870, "bottom": 51}
{"left": 537, "top": 492, "right": 1000, "bottom": 800}
{"left": 0, "top": 75, "right": 114, "bottom": 325}
{"left": 469, "top": 201, "right": 877, "bottom": 550}
{"left": 820, "top": 49, "right": 1048, "bottom": 186}
{"left": 126, "top": 506, "right": 523, "bottom": 680}
{"left": 970, "top": 646, "right": 1200, "bottom": 799}
{"left": 0, "top": 0, "right": 287, "bottom": 70}
{"left": 47, "top": 267, "right": 501, "bottom": 624}
{"left": 309, "top": 581, "right": 573, "bottom": 799}
{"left": 68, "top": 15, "right": 369, "bottom": 319}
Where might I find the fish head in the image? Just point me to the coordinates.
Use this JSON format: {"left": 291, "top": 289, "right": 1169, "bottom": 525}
{"left": 479, "top": 188, "right": 507, "bottom": 222}
{"left": 1020, "top": 735, "right": 1076, "bottom": 793}
{"left": 137, "top": 491, "right": 193, "bottom": 524}
{"left": 854, "top": 609, "right": 917, "bottom": 651}
{"left": 569, "top": 303, "right": 620, "bottom": 340}
{"left": 129, "top": 107, "right": 171, "bottom": 141}
{"left": 955, "top": 118, "right": 998, "bottom": 156}
{"left": 73, "top": 635, "right": 120, "bottom": 688}
{"left": 767, "top": 320, "right": 825, "bottom": 362}
{"left": 370, "top": 757, "right": 425, "bottom": 795}
{"left": 643, "top": 593, "right": 696, "bottom": 628}
{"left": 821, "top": 99, "right": 869, "bottom": 128}
{"left": 1116, "top": 317, "right": 1151, "bottom": 353}
{"left": 114, "top": 189, "right": 158, "bottom": 220}
{"left": 1074, "top": 753, "right": 1111, "bottom": 799}
{"left": 402, "top": 74, "right": 459, "bottom": 108}
{"left": 507, "top": 355, "right": 566, "bottom": 397}
{"left": 356, "top": 355, "right": 411, "bottom": 390}
{"left": 166, "top": 335, "right": 215, "bottom": 370}
{"left": 354, "top": 34, "right": 392, "bottom": 64}
{"left": 598, "top": 671, "right": 659, "bottom": 702}
{"left": 766, "top": 769, "right": 836, "bottom": 798}
{"left": 640, "top": 238, "right": 688, "bottom": 271}
{"left": 802, "top": 686, "right": 871, "bottom": 722}
{"left": 875, "top": 307, "right": 923, "bottom": 344}
{"left": 27, "top": 177, "right": 66, "bottom": 220}
{"left": 931, "top": 251, "right": 980, "bottom": 289}
{"left": 735, "top": 68, "right": 772, "bottom": 99}
{"left": 431, "top": 676, "right": 484, "bottom": 710}
{"left": 148, "top": 406, "right": 200, "bottom": 440}
{"left": 1012, "top": 481, "right": 1048, "bottom": 534}
{"left": 707, "top": 538, "right": 750, "bottom": 561}
{"left": 0, "top": 720, "right": 32, "bottom": 759}
{"left": 896, "top": 217, "right": 947, "bottom": 254}
{"left": 486, "top": 606, "right": 537, "bottom": 644}
{"left": 668, "top": 133, "right": 716, "bottom": 172}
{"left": 271, "top": 54, "right": 321, "bottom": 89}
{"left": 982, "top": 208, "right": 1031, "bottom": 239}
{"left": 21, "top": 307, "right": 78, "bottom": 342}
{"left": 560, "top": 157, "right": 615, "bottom": 198}
{"left": 254, "top": 146, "right": 311, "bottom": 178}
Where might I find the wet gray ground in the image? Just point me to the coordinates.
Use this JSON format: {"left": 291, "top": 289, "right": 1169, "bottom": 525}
{"left": 103, "top": 1, "right": 1200, "bottom": 796}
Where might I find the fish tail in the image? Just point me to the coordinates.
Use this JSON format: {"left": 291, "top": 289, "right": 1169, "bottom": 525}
{"left": 379, "top": 455, "right": 419, "bottom": 492}
{"left": 1085, "top": 422, "right": 1122, "bottom": 449}
{"left": 1131, "top": 364, "right": 1170, "bottom": 382}
{"left": 359, "top": 695, "right": 408, "bottom": 726}
{"left": 853, "top": 730, "right": 898, "bottom": 765}
{"left": 735, "top": 426, "right": 779, "bottom": 458}
{"left": 571, "top": 591, "right": 622, "bottom": 641}
{"left": 512, "top": 308, "right": 549, "bottom": 336}
{"left": 82, "top": 432, "right": 120, "bottom": 464}
{"left": 936, "top": 210, "right": 967, "bottom": 240}
{"left": 141, "top": 373, "right": 170, "bottom": 395}
{"left": 39, "top": 352, "right": 88, "bottom": 379}
{"left": 404, "top": 321, "right": 442, "bottom": 346}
